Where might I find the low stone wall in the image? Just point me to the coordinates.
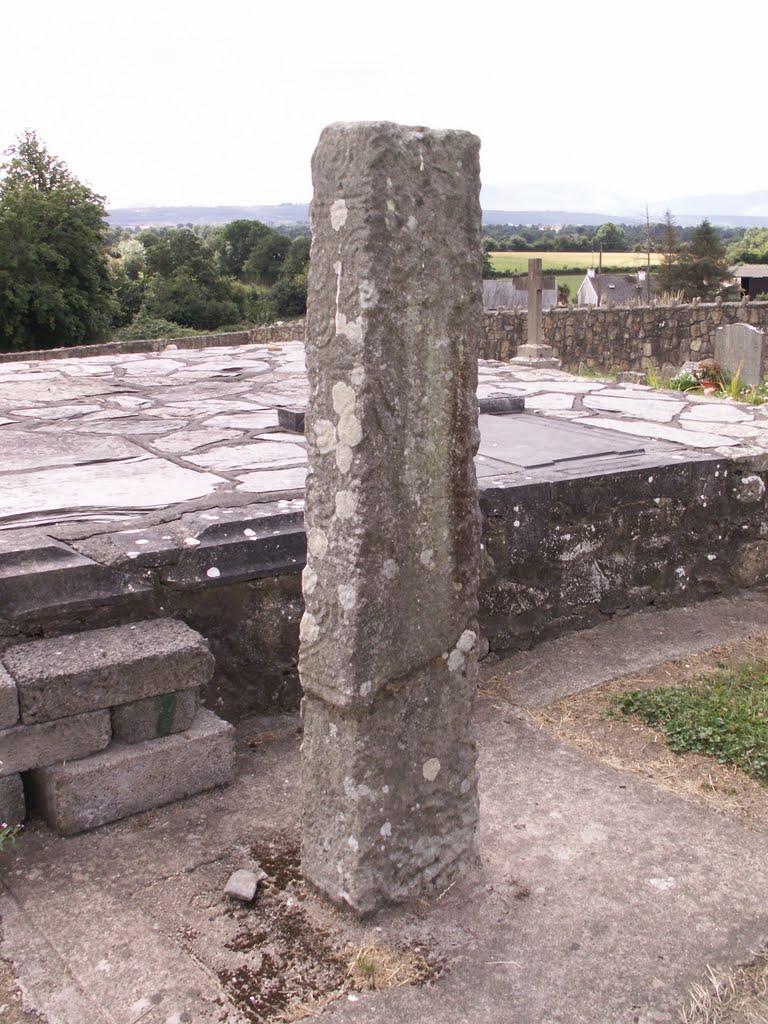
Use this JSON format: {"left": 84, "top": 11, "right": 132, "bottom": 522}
{"left": 480, "top": 459, "right": 768, "bottom": 652}
{"left": 4, "top": 459, "right": 768, "bottom": 722}
{"left": 0, "top": 319, "right": 307, "bottom": 364}
{"left": 482, "top": 302, "right": 768, "bottom": 373}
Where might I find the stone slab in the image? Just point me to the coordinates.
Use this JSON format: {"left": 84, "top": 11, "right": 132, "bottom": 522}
{"left": 578, "top": 416, "right": 740, "bottom": 449}
{"left": 0, "top": 773, "right": 24, "bottom": 827}
{"left": 236, "top": 466, "right": 308, "bottom": 493}
{"left": 0, "top": 536, "right": 152, "bottom": 623}
{"left": 27, "top": 710, "right": 235, "bottom": 835}
{"left": 0, "top": 457, "right": 227, "bottom": 527}
{"left": 477, "top": 413, "right": 644, "bottom": 469}
{"left": 111, "top": 689, "right": 198, "bottom": 744}
{"left": 188, "top": 441, "right": 306, "bottom": 472}
{"left": 0, "top": 710, "right": 111, "bottom": 776}
{"left": 582, "top": 393, "right": 686, "bottom": 422}
{"left": 715, "top": 322, "right": 765, "bottom": 386}
{"left": 0, "top": 664, "right": 18, "bottom": 728}
{"left": 3, "top": 619, "right": 214, "bottom": 725}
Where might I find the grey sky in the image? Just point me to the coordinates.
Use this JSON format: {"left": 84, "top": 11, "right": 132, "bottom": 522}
{"left": 3, "top": 0, "right": 765, "bottom": 210}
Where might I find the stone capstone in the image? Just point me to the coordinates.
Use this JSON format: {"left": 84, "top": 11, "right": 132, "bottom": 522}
{"left": 300, "top": 121, "right": 483, "bottom": 913}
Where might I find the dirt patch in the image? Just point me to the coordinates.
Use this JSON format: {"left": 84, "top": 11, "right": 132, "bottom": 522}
{"left": 0, "top": 958, "right": 44, "bottom": 1024}
{"left": 212, "top": 832, "right": 440, "bottom": 1023}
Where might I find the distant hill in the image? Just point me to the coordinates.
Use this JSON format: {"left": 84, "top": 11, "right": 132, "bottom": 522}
{"left": 107, "top": 204, "right": 310, "bottom": 228}
{"left": 106, "top": 189, "right": 768, "bottom": 230}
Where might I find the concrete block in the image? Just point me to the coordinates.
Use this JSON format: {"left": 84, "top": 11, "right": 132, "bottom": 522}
{"left": 27, "top": 710, "right": 235, "bottom": 835}
{"left": 111, "top": 690, "right": 198, "bottom": 744}
{"left": 3, "top": 619, "right": 214, "bottom": 725}
{"left": 0, "top": 664, "right": 19, "bottom": 728}
{"left": 0, "top": 710, "right": 111, "bottom": 777}
{"left": 0, "top": 773, "right": 25, "bottom": 827}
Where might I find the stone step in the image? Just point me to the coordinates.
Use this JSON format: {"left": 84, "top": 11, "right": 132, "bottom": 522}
{"left": 2, "top": 618, "right": 214, "bottom": 725}
{"left": 27, "top": 709, "right": 235, "bottom": 835}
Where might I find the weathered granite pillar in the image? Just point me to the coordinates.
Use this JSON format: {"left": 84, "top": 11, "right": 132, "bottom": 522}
{"left": 299, "top": 121, "right": 483, "bottom": 914}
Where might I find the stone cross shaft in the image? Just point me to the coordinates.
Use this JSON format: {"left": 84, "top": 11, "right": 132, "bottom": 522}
{"left": 527, "top": 257, "right": 543, "bottom": 348}
{"left": 510, "top": 257, "right": 561, "bottom": 369}
{"left": 299, "top": 121, "right": 483, "bottom": 915}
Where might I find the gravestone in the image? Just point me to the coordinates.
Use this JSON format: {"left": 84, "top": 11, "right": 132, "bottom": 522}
{"left": 299, "top": 121, "right": 483, "bottom": 914}
{"left": 714, "top": 323, "right": 765, "bottom": 387}
{"left": 510, "top": 258, "right": 561, "bottom": 368}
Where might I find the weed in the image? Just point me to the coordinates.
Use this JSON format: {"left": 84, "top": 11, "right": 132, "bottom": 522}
{"left": 645, "top": 364, "right": 672, "bottom": 390}
{"left": 0, "top": 822, "right": 22, "bottom": 852}
{"left": 610, "top": 661, "right": 768, "bottom": 785}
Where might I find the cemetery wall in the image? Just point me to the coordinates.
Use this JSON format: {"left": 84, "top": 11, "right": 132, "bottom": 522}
{"left": 482, "top": 302, "right": 768, "bottom": 373}
{"left": 0, "top": 320, "right": 306, "bottom": 363}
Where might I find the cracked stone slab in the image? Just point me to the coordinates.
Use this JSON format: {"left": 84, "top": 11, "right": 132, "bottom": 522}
{"left": 188, "top": 441, "right": 307, "bottom": 472}
{"left": 582, "top": 394, "right": 686, "bottom": 422}
{"left": 578, "top": 417, "right": 740, "bottom": 449}
{"left": 0, "top": 458, "right": 228, "bottom": 526}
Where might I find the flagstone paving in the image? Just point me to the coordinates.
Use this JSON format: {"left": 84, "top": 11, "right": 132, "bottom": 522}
{"left": 1, "top": 339, "right": 768, "bottom": 532}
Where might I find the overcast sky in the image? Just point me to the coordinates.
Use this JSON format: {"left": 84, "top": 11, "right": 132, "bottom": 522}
{"left": 2, "top": 0, "right": 764, "bottom": 210}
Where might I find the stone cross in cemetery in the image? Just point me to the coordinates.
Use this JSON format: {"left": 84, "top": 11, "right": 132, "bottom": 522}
{"left": 510, "top": 257, "right": 561, "bottom": 368}
{"left": 299, "top": 121, "right": 483, "bottom": 914}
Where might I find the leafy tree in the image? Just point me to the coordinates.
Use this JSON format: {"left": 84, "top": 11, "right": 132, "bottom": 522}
{"left": 214, "top": 219, "right": 273, "bottom": 278}
{"left": 0, "top": 131, "right": 114, "bottom": 350}
{"left": 244, "top": 233, "right": 291, "bottom": 285}
{"left": 594, "top": 222, "right": 626, "bottom": 251}
{"left": 727, "top": 227, "right": 768, "bottom": 264}
{"left": 676, "top": 219, "right": 730, "bottom": 300}
{"left": 142, "top": 270, "right": 241, "bottom": 330}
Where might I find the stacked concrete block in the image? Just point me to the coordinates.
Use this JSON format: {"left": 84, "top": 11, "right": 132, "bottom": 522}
{"left": 0, "top": 619, "right": 235, "bottom": 835}
{"left": 1, "top": 664, "right": 25, "bottom": 826}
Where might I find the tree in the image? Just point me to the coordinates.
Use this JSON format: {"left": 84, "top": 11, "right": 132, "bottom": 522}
{"left": 244, "top": 233, "right": 291, "bottom": 285}
{"left": 727, "top": 227, "right": 768, "bottom": 265}
{"left": 594, "top": 222, "right": 626, "bottom": 251}
{"left": 0, "top": 131, "right": 114, "bottom": 350}
{"left": 214, "top": 219, "right": 273, "bottom": 278}
{"left": 658, "top": 210, "right": 681, "bottom": 294}
{"left": 675, "top": 219, "right": 730, "bottom": 300}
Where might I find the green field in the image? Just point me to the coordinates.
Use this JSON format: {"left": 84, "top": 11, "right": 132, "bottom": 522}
{"left": 489, "top": 250, "right": 662, "bottom": 275}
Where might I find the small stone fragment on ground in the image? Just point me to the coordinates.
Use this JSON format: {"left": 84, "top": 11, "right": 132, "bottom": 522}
{"left": 224, "top": 867, "right": 267, "bottom": 902}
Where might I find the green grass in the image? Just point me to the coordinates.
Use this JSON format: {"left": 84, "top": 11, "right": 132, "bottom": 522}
{"left": 610, "top": 662, "right": 768, "bottom": 785}
{"left": 489, "top": 250, "right": 662, "bottom": 275}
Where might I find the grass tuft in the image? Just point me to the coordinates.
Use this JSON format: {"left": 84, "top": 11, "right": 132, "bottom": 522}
{"left": 611, "top": 661, "right": 768, "bottom": 785}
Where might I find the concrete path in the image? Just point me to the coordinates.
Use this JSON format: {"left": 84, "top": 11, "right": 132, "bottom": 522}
{"left": 2, "top": 594, "right": 768, "bottom": 1024}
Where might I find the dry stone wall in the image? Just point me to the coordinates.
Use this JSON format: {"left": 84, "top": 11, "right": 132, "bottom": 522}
{"left": 482, "top": 302, "right": 768, "bottom": 374}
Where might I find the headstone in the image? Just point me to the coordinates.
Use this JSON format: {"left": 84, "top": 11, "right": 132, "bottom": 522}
{"left": 300, "top": 121, "right": 482, "bottom": 915}
{"left": 714, "top": 323, "right": 765, "bottom": 387}
{"left": 509, "top": 258, "right": 561, "bottom": 368}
